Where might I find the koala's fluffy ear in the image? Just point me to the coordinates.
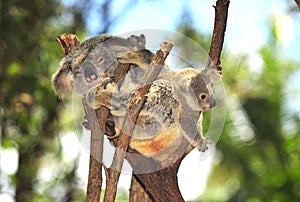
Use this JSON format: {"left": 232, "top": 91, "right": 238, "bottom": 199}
{"left": 51, "top": 61, "right": 74, "bottom": 98}
{"left": 52, "top": 33, "right": 80, "bottom": 98}
{"left": 205, "top": 65, "right": 222, "bottom": 84}
{"left": 127, "top": 34, "right": 146, "bottom": 49}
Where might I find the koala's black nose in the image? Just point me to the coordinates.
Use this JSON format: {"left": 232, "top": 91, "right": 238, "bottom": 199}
{"left": 210, "top": 97, "right": 216, "bottom": 108}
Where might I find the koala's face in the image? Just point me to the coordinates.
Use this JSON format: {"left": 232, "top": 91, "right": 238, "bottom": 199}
{"left": 190, "top": 71, "right": 217, "bottom": 111}
{"left": 52, "top": 43, "right": 119, "bottom": 98}
{"left": 73, "top": 46, "right": 117, "bottom": 95}
{"left": 52, "top": 34, "right": 148, "bottom": 98}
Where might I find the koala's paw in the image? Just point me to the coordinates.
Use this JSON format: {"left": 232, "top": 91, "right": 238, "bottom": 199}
{"left": 86, "top": 77, "right": 115, "bottom": 109}
{"left": 101, "top": 76, "right": 115, "bottom": 89}
{"left": 195, "top": 136, "right": 211, "bottom": 152}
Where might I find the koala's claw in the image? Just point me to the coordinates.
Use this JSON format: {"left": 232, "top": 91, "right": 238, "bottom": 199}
{"left": 102, "top": 76, "right": 115, "bottom": 89}
{"left": 195, "top": 137, "right": 211, "bottom": 152}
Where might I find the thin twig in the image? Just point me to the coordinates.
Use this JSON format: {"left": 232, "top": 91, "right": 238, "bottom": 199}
{"left": 103, "top": 42, "right": 173, "bottom": 202}
{"left": 295, "top": 0, "right": 300, "bottom": 10}
{"left": 83, "top": 99, "right": 104, "bottom": 202}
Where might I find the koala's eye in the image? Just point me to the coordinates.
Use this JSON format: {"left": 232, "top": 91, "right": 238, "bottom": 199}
{"left": 199, "top": 93, "right": 207, "bottom": 100}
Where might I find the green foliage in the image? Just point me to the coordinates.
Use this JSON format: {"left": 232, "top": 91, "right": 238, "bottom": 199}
{"left": 0, "top": 0, "right": 87, "bottom": 201}
{"left": 198, "top": 18, "right": 300, "bottom": 202}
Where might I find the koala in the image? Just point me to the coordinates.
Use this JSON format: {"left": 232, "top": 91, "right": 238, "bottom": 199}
{"left": 52, "top": 34, "right": 151, "bottom": 98}
{"left": 52, "top": 33, "right": 153, "bottom": 135}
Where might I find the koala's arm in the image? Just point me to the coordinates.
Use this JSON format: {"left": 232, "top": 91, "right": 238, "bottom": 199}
{"left": 86, "top": 48, "right": 155, "bottom": 111}
{"left": 179, "top": 101, "right": 209, "bottom": 152}
{"left": 86, "top": 78, "right": 130, "bottom": 117}
{"left": 86, "top": 86, "right": 113, "bottom": 109}
{"left": 86, "top": 76, "right": 115, "bottom": 109}
{"left": 116, "top": 49, "right": 154, "bottom": 68}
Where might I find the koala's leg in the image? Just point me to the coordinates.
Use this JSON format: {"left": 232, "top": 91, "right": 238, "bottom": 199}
{"left": 116, "top": 49, "right": 153, "bottom": 68}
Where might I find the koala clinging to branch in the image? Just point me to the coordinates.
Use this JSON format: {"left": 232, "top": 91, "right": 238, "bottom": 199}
{"left": 51, "top": 33, "right": 158, "bottom": 137}
{"left": 52, "top": 33, "right": 221, "bottom": 161}
{"left": 52, "top": 34, "right": 151, "bottom": 98}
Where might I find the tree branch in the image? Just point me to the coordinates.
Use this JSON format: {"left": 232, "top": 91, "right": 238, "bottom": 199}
{"left": 103, "top": 42, "right": 173, "bottom": 202}
{"left": 85, "top": 63, "right": 131, "bottom": 202}
{"left": 295, "top": 0, "right": 300, "bottom": 10}
{"left": 207, "top": 0, "right": 230, "bottom": 68}
{"left": 83, "top": 100, "right": 104, "bottom": 202}
{"left": 129, "top": 175, "right": 152, "bottom": 202}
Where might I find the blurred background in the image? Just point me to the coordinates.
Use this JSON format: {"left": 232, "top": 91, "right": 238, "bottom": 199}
{"left": 1, "top": 0, "right": 300, "bottom": 201}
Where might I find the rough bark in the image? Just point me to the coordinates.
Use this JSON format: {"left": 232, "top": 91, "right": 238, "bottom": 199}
{"left": 56, "top": 33, "right": 80, "bottom": 55}
{"left": 129, "top": 176, "right": 152, "bottom": 202}
{"left": 83, "top": 100, "right": 104, "bottom": 202}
